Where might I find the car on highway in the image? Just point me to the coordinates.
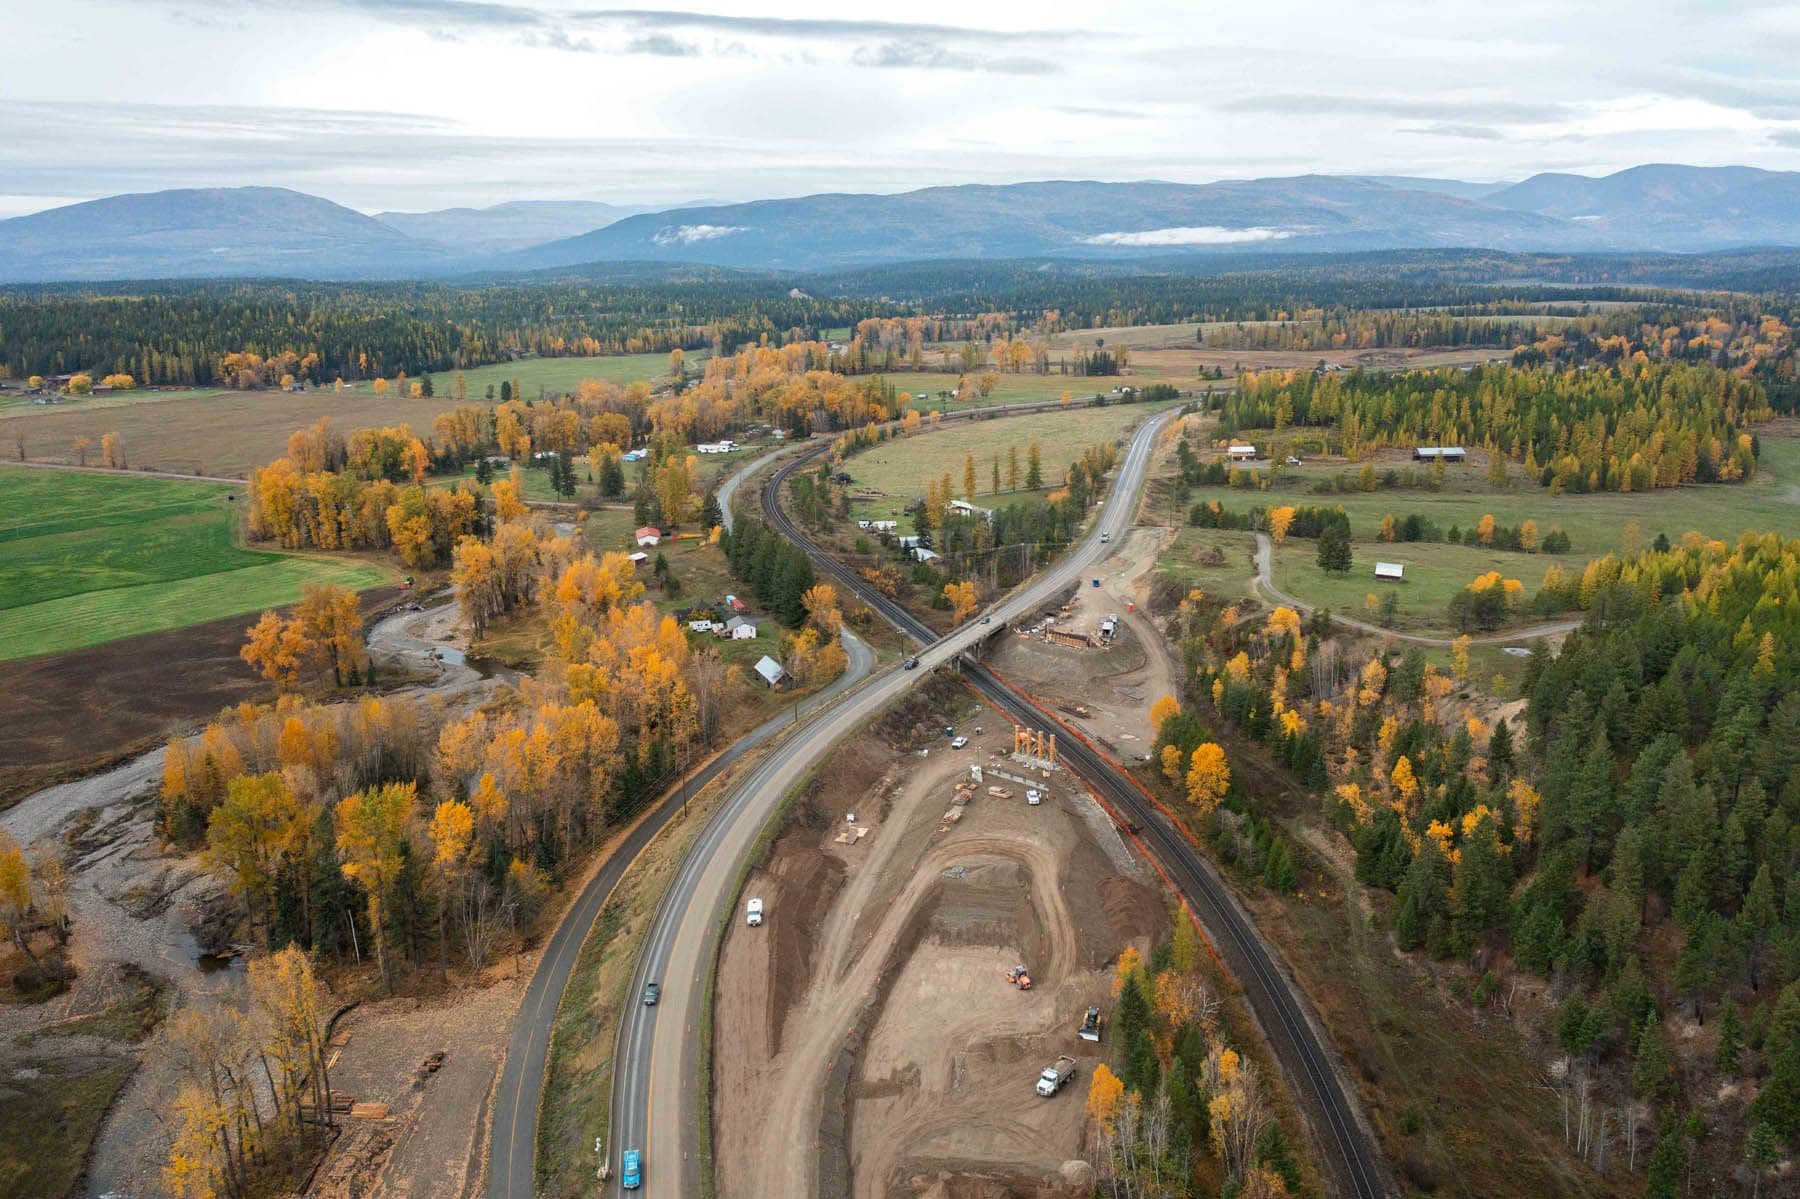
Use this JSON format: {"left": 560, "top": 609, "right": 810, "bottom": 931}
{"left": 904, "top": 657, "right": 919, "bottom": 670}
{"left": 621, "top": 1148, "right": 642, "bottom": 1189}
{"left": 642, "top": 981, "right": 660, "bottom": 1006}
{"left": 979, "top": 615, "right": 992, "bottom": 624}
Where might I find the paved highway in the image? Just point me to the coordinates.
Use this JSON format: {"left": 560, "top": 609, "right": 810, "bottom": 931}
{"left": 762, "top": 427, "right": 1391, "bottom": 1198}
{"left": 602, "top": 409, "right": 1174, "bottom": 1197}
{"left": 484, "top": 627, "right": 876, "bottom": 1199}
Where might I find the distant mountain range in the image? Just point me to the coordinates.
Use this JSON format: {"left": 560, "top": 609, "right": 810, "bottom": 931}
{"left": 2, "top": 165, "right": 1798, "bottom": 282}
{"left": 372, "top": 199, "right": 708, "bottom": 253}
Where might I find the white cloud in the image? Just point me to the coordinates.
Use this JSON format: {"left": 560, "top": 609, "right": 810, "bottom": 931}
{"left": 1082, "top": 226, "right": 1294, "bottom": 246}
{"left": 652, "top": 223, "right": 747, "bottom": 245}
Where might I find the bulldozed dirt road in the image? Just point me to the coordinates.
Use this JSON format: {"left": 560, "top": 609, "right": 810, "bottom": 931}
{"left": 713, "top": 691, "right": 1166, "bottom": 1198}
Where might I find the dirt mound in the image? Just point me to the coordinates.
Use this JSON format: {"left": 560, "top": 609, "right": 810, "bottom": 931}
{"left": 929, "top": 860, "right": 1044, "bottom": 954}
{"left": 891, "top": 1160, "right": 1094, "bottom": 1198}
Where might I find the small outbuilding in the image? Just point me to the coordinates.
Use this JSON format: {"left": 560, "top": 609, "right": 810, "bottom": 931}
{"left": 753, "top": 655, "right": 789, "bottom": 689}
{"left": 948, "top": 499, "right": 993, "bottom": 522}
{"left": 635, "top": 526, "right": 662, "bottom": 547}
{"left": 628, "top": 551, "right": 650, "bottom": 568}
{"left": 1374, "top": 562, "right": 1405, "bottom": 582}
{"left": 1227, "top": 444, "right": 1258, "bottom": 461}
{"left": 1412, "top": 446, "right": 1467, "bottom": 463}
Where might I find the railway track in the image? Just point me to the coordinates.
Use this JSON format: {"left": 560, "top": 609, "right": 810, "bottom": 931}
{"left": 759, "top": 421, "right": 1391, "bottom": 1199}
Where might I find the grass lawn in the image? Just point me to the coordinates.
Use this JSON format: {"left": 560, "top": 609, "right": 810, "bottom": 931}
{"left": 446, "top": 351, "right": 693, "bottom": 400}
{"left": 878, "top": 370, "right": 1177, "bottom": 414}
{"left": 840, "top": 400, "right": 1176, "bottom": 520}
{"left": 1188, "top": 432, "right": 1800, "bottom": 633}
{"left": 1156, "top": 528, "right": 1261, "bottom": 604}
{"left": 0, "top": 470, "right": 391, "bottom": 659}
{"left": 0, "top": 1053, "right": 136, "bottom": 1199}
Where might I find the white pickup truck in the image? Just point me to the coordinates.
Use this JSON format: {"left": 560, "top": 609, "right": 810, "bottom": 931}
{"left": 746, "top": 897, "right": 763, "bottom": 926}
{"left": 1035, "top": 1055, "right": 1077, "bottom": 1097}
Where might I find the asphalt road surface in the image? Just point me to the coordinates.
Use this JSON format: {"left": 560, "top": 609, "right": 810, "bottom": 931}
{"left": 763, "top": 422, "right": 1392, "bottom": 1198}
{"left": 484, "top": 627, "right": 876, "bottom": 1199}
{"left": 601, "top": 409, "right": 1176, "bottom": 1197}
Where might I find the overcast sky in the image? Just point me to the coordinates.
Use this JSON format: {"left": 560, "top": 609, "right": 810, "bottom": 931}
{"left": 3, "top": 0, "right": 1799, "bottom": 217}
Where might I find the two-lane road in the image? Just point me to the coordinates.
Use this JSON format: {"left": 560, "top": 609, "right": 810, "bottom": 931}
{"left": 603, "top": 409, "right": 1175, "bottom": 1197}
{"left": 485, "top": 625, "right": 876, "bottom": 1199}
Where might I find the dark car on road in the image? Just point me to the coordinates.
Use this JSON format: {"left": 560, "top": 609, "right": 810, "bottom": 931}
{"left": 642, "top": 981, "right": 660, "bottom": 1005}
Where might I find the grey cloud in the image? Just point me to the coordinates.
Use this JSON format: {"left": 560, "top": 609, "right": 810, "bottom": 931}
{"left": 1404, "top": 122, "right": 1506, "bottom": 141}
{"left": 1217, "top": 93, "right": 1570, "bottom": 124}
{"left": 1051, "top": 106, "right": 1150, "bottom": 121}
{"left": 626, "top": 33, "right": 698, "bottom": 56}
{"left": 1765, "top": 129, "right": 1800, "bottom": 148}
{"left": 0, "top": 99, "right": 1309, "bottom": 214}
{"left": 205, "top": 0, "right": 1084, "bottom": 42}
{"left": 850, "top": 41, "right": 1059, "bottom": 75}
{"left": 517, "top": 29, "right": 596, "bottom": 51}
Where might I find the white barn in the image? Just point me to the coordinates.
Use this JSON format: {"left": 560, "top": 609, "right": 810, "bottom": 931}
{"left": 754, "top": 655, "right": 788, "bottom": 688}
{"left": 1374, "top": 562, "right": 1405, "bottom": 582}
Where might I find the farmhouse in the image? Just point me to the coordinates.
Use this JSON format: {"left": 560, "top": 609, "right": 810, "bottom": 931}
{"left": 1412, "top": 446, "right": 1467, "bottom": 463}
{"left": 1227, "top": 444, "right": 1258, "bottom": 461}
{"left": 753, "top": 655, "right": 788, "bottom": 688}
{"left": 948, "top": 499, "right": 993, "bottom": 522}
{"left": 635, "top": 526, "right": 662, "bottom": 547}
{"left": 1374, "top": 562, "right": 1405, "bottom": 582}
{"left": 720, "top": 616, "right": 757, "bottom": 640}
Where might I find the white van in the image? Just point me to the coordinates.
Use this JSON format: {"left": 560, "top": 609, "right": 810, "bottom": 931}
{"left": 746, "top": 897, "right": 764, "bottom": 926}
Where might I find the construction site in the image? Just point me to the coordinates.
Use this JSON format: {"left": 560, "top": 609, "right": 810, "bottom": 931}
{"left": 711, "top": 678, "right": 1169, "bottom": 1197}
{"left": 987, "top": 525, "right": 1184, "bottom": 763}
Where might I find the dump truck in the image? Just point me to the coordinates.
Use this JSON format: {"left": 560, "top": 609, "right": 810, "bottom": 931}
{"left": 1036, "top": 1055, "right": 1078, "bottom": 1097}
{"left": 1078, "top": 1005, "right": 1103, "bottom": 1042}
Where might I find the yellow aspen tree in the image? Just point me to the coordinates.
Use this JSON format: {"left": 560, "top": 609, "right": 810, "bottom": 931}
{"left": 1085, "top": 1063, "right": 1125, "bottom": 1135}
{"left": 1268, "top": 506, "right": 1296, "bottom": 544}
{"left": 943, "top": 580, "right": 978, "bottom": 624}
{"left": 1186, "top": 743, "right": 1231, "bottom": 815}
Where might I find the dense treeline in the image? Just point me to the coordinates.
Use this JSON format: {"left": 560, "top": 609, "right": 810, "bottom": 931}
{"left": 8, "top": 253, "right": 1795, "bottom": 388}
{"left": 1186, "top": 533, "right": 1800, "bottom": 1187}
{"left": 0, "top": 278, "right": 892, "bottom": 386}
{"left": 719, "top": 518, "right": 817, "bottom": 627}
{"left": 1222, "top": 361, "right": 1768, "bottom": 491}
{"left": 1084, "top": 933, "right": 1305, "bottom": 1197}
